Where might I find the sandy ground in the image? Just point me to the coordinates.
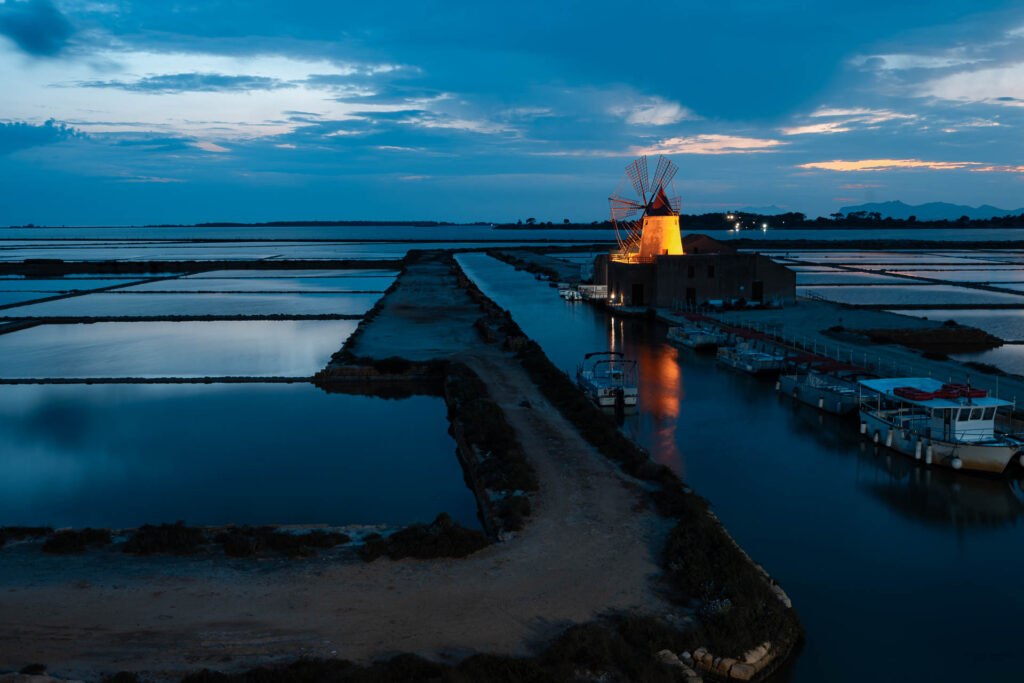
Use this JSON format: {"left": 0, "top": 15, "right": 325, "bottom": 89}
{"left": 0, "top": 253, "right": 676, "bottom": 681}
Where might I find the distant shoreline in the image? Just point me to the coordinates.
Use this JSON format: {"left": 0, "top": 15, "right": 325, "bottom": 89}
{"left": 8, "top": 215, "right": 1024, "bottom": 230}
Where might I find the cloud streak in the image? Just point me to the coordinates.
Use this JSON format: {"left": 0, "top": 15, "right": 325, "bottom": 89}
{"left": 796, "top": 158, "right": 1023, "bottom": 172}
{"left": 634, "top": 134, "right": 785, "bottom": 155}
{"left": 0, "top": 0, "right": 73, "bottom": 56}
{"left": 79, "top": 73, "right": 298, "bottom": 94}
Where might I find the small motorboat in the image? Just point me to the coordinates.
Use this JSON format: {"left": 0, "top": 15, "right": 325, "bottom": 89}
{"left": 716, "top": 340, "right": 785, "bottom": 375}
{"left": 667, "top": 322, "right": 728, "bottom": 352}
{"left": 778, "top": 356, "right": 872, "bottom": 415}
{"left": 576, "top": 351, "right": 638, "bottom": 409}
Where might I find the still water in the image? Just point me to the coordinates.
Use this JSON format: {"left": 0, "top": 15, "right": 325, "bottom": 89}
{"left": 0, "top": 320, "right": 356, "bottom": 378}
{"left": 0, "top": 383, "right": 478, "bottom": 529}
{"left": 458, "top": 253, "right": 1024, "bottom": 683}
{"left": 0, "top": 292, "right": 382, "bottom": 317}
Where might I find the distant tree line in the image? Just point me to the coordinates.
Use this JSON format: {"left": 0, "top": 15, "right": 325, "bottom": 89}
{"left": 498, "top": 211, "right": 1024, "bottom": 230}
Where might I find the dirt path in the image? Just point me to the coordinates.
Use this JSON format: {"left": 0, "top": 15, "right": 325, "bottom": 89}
{"left": 0, "top": 255, "right": 675, "bottom": 681}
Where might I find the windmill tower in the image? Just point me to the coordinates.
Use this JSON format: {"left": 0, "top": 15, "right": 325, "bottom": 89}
{"left": 608, "top": 155, "right": 683, "bottom": 262}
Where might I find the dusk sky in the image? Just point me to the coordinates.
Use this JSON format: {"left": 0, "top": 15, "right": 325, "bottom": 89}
{"left": 3, "top": 0, "right": 1024, "bottom": 225}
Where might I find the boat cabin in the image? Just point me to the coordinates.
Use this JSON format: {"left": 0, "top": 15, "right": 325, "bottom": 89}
{"left": 859, "top": 377, "right": 1009, "bottom": 443}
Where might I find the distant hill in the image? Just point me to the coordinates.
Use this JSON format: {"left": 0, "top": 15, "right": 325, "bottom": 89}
{"left": 738, "top": 205, "right": 790, "bottom": 216}
{"left": 839, "top": 200, "right": 1024, "bottom": 221}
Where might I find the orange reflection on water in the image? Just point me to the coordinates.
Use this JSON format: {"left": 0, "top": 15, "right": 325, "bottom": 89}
{"left": 634, "top": 337, "right": 684, "bottom": 473}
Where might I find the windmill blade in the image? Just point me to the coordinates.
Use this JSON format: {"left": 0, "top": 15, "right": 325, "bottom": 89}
{"left": 668, "top": 195, "right": 682, "bottom": 213}
{"left": 624, "top": 156, "right": 649, "bottom": 203}
{"left": 650, "top": 155, "right": 678, "bottom": 191}
{"left": 609, "top": 194, "right": 646, "bottom": 220}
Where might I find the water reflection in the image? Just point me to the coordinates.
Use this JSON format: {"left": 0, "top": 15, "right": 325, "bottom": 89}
{"left": 632, "top": 328, "right": 683, "bottom": 473}
{"left": 782, "top": 397, "right": 1024, "bottom": 531}
{"left": 0, "top": 384, "right": 479, "bottom": 529}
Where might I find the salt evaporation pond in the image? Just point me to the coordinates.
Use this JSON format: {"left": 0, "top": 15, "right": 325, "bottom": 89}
{"left": 0, "top": 278, "right": 143, "bottom": 292}
{"left": 123, "top": 275, "right": 394, "bottom": 293}
{"left": 886, "top": 309, "right": 1024, "bottom": 341}
{"left": 889, "top": 269, "right": 1024, "bottom": 283}
{"left": 0, "top": 383, "right": 478, "bottom": 529}
{"left": 0, "top": 320, "right": 356, "bottom": 378}
{"left": 457, "top": 253, "right": 1024, "bottom": 683}
{"left": 0, "top": 292, "right": 382, "bottom": 317}
{"left": 797, "top": 284, "right": 1024, "bottom": 306}
{"left": 954, "top": 345, "right": 1024, "bottom": 377}
{"left": 794, "top": 271, "right": 917, "bottom": 285}
{"left": 0, "top": 292, "right": 52, "bottom": 307}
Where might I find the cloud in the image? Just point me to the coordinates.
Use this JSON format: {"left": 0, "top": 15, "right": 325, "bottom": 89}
{"left": 634, "top": 134, "right": 785, "bottom": 155}
{"left": 0, "top": 0, "right": 73, "bottom": 56}
{"left": 969, "top": 164, "right": 1024, "bottom": 174}
{"left": 79, "top": 73, "right": 298, "bottom": 94}
{"left": 852, "top": 53, "right": 984, "bottom": 71}
{"left": 399, "top": 114, "right": 516, "bottom": 135}
{"left": 839, "top": 183, "right": 883, "bottom": 189}
{"left": 919, "top": 62, "right": 1024, "bottom": 105}
{"left": 118, "top": 176, "right": 184, "bottom": 183}
{"left": 611, "top": 97, "right": 696, "bottom": 126}
{"left": 190, "top": 141, "right": 229, "bottom": 152}
{"left": 0, "top": 118, "right": 80, "bottom": 154}
{"left": 780, "top": 122, "right": 852, "bottom": 135}
{"left": 798, "top": 158, "right": 982, "bottom": 172}
{"left": 781, "top": 107, "right": 917, "bottom": 135}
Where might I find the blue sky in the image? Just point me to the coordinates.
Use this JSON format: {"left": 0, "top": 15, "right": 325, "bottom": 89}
{"left": 2, "top": 0, "right": 1024, "bottom": 225}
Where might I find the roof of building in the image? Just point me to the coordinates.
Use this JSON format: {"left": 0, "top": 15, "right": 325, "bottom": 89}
{"left": 681, "top": 233, "right": 737, "bottom": 254}
{"left": 646, "top": 185, "right": 676, "bottom": 217}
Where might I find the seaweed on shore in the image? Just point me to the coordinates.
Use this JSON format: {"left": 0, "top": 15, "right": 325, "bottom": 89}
{"left": 41, "top": 528, "right": 112, "bottom": 554}
{"left": 0, "top": 526, "right": 53, "bottom": 548}
{"left": 214, "top": 526, "right": 350, "bottom": 558}
{"left": 444, "top": 362, "right": 538, "bottom": 534}
{"left": 172, "top": 615, "right": 690, "bottom": 683}
{"left": 358, "top": 512, "right": 489, "bottom": 562}
{"left": 123, "top": 521, "right": 207, "bottom": 556}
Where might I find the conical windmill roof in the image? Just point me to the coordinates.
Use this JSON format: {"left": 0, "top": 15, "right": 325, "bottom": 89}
{"left": 646, "top": 185, "right": 676, "bottom": 216}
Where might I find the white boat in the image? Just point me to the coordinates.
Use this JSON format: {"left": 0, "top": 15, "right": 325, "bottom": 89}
{"left": 576, "top": 352, "right": 638, "bottom": 409}
{"left": 716, "top": 339, "right": 786, "bottom": 375}
{"left": 560, "top": 288, "right": 584, "bottom": 301}
{"left": 778, "top": 358, "right": 870, "bottom": 415}
{"left": 858, "top": 377, "right": 1024, "bottom": 474}
{"left": 667, "top": 323, "right": 728, "bottom": 352}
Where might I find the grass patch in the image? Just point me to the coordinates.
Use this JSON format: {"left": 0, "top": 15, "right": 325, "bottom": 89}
{"left": 0, "top": 526, "right": 52, "bottom": 548}
{"left": 214, "top": 526, "right": 350, "bottom": 558}
{"left": 171, "top": 616, "right": 690, "bottom": 682}
{"left": 41, "top": 528, "right": 112, "bottom": 554}
{"left": 359, "top": 513, "right": 489, "bottom": 562}
{"left": 123, "top": 521, "right": 206, "bottom": 556}
{"left": 856, "top": 326, "right": 1002, "bottom": 353}
{"left": 445, "top": 362, "right": 537, "bottom": 534}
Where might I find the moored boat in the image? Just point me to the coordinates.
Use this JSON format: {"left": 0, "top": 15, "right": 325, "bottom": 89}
{"left": 717, "top": 339, "right": 786, "bottom": 375}
{"left": 778, "top": 357, "right": 871, "bottom": 415}
{"left": 666, "top": 322, "right": 728, "bottom": 352}
{"left": 858, "top": 377, "right": 1024, "bottom": 474}
{"left": 576, "top": 351, "right": 638, "bottom": 409}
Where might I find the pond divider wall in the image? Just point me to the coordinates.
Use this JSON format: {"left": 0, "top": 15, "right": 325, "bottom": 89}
{"left": 452, "top": 254, "right": 803, "bottom": 678}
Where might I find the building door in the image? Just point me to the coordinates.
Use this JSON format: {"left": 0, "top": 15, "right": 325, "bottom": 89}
{"left": 752, "top": 280, "right": 764, "bottom": 303}
{"left": 631, "top": 283, "right": 645, "bottom": 306}
{"left": 686, "top": 287, "right": 696, "bottom": 307}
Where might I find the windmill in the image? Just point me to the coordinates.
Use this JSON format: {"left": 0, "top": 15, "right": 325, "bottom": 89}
{"left": 608, "top": 155, "right": 682, "bottom": 261}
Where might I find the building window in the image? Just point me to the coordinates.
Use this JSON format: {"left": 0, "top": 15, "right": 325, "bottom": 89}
{"left": 687, "top": 266, "right": 695, "bottom": 278}
{"left": 707, "top": 266, "right": 715, "bottom": 278}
